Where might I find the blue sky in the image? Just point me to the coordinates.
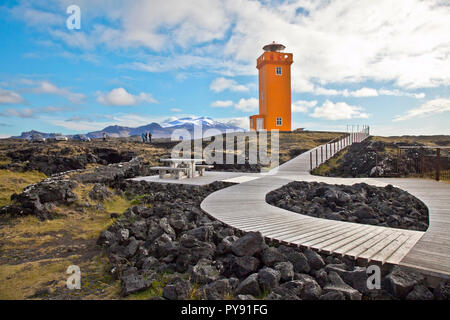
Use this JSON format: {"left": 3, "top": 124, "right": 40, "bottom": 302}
{"left": 0, "top": 0, "right": 449, "bottom": 137}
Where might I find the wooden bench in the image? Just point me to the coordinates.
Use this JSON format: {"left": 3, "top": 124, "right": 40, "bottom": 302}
{"left": 195, "top": 165, "right": 214, "bottom": 176}
{"left": 150, "top": 166, "right": 189, "bottom": 179}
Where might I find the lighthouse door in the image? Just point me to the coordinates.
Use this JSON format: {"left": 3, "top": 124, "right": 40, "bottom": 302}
{"left": 256, "top": 118, "right": 264, "bottom": 130}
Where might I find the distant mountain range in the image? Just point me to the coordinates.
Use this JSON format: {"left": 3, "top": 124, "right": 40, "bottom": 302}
{"left": 13, "top": 117, "right": 244, "bottom": 139}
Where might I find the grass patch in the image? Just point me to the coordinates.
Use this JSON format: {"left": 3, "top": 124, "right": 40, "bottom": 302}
{"left": 129, "top": 194, "right": 153, "bottom": 207}
{"left": 0, "top": 257, "right": 75, "bottom": 299}
{"left": 0, "top": 170, "right": 46, "bottom": 206}
{"left": 104, "top": 195, "right": 132, "bottom": 214}
{"left": 0, "top": 181, "right": 132, "bottom": 299}
{"left": 126, "top": 274, "right": 172, "bottom": 300}
{"left": 311, "top": 148, "right": 348, "bottom": 176}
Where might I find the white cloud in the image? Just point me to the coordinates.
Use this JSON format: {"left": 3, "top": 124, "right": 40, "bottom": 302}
{"left": 210, "top": 77, "right": 249, "bottom": 92}
{"left": 30, "top": 81, "right": 85, "bottom": 104}
{"left": 50, "top": 119, "right": 109, "bottom": 131}
{"left": 97, "top": 88, "right": 157, "bottom": 106}
{"left": 222, "top": 0, "right": 450, "bottom": 90}
{"left": 126, "top": 54, "right": 255, "bottom": 77}
{"left": 11, "top": 0, "right": 450, "bottom": 90}
{"left": 65, "top": 115, "right": 93, "bottom": 122}
{"left": 116, "top": 0, "right": 230, "bottom": 50}
{"left": 0, "top": 89, "right": 24, "bottom": 104}
{"left": 306, "top": 86, "right": 425, "bottom": 99}
{"left": 0, "top": 108, "right": 36, "bottom": 118}
{"left": 170, "top": 108, "right": 182, "bottom": 113}
{"left": 211, "top": 100, "right": 233, "bottom": 108}
{"left": 49, "top": 113, "right": 167, "bottom": 132}
{"left": 350, "top": 87, "right": 378, "bottom": 97}
{"left": 378, "top": 89, "right": 426, "bottom": 99}
{"left": 234, "top": 98, "right": 258, "bottom": 112}
{"left": 313, "top": 87, "right": 349, "bottom": 97}
{"left": 292, "top": 100, "right": 317, "bottom": 113}
{"left": 10, "top": 5, "right": 63, "bottom": 28}
{"left": 14, "top": 1, "right": 450, "bottom": 91}
{"left": 310, "top": 100, "right": 370, "bottom": 120}
{"left": 0, "top": 106, "right": 65, "bottom": 118}
{"left": 393, "top": 98, "right": 450, "bottom": 121}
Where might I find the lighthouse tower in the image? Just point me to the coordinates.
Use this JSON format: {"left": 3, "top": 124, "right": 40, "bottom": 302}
{"left": 249, "top": 42, "right": 293, "bottom": 131}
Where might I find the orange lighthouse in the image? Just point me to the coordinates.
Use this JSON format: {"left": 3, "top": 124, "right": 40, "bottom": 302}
{"left": 250, "top": 42, "right": 293, "bottom": 131}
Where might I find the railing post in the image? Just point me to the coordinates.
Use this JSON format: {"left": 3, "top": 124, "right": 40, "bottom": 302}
{"left": 321, "top": 146, "right": 323, "bottom": 163}
{"left": 325, "top": 144, "right": 328, "bottom": 160}
{"left": 315, "top": 149, "right": 318, "bottom": 167}
{"left": 436, "top": 148, "right": 441, "bottom": 181}
{"left": 310, "top": 151, "right": 313, "bottom": 170}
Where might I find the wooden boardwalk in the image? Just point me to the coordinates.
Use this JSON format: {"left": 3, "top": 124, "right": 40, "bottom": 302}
{"left": 201, "top": 142, "right": 450, "bottom": 279}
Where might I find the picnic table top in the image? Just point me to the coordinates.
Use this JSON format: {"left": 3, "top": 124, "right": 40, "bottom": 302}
{"left": 160, "top": 158, "right": 205, "bottom": 162}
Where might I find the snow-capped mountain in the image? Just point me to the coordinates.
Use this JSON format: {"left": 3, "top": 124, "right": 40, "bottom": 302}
{"left": 161, "top": 116, "right": 231, "bottom": 129}
{"left": 13, "top": 117, "right": 245, "bottom": 139}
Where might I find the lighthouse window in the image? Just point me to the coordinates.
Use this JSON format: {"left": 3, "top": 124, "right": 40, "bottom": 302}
{"left": 276, "top": 67, "right": 282, "bottom": 75}
{"left": 261, "top": 92, "right": 264, "bottom": 100}
{"left": 276, "top": 117, "right": 282, "bottom": 126}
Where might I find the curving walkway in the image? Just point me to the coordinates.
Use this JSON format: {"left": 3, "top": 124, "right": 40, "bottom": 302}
{"left": 201, "top": 139, "right": 450, "bottom": 279}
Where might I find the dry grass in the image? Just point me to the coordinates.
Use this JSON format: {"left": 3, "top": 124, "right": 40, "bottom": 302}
{"left": 0, "top": 257, "right": 75, "bottom": 299}
{"left": 0, "top": 179, "right": 131, "bottom": 300}
{"left": 0, "top": 170, "right": 47, "bottom": 207}
{"left": 311, "top": 148, "right": 348, "bottom": 176}
{"left": 370, "top": 135, "right": 450, "bottom": 146}
{"left": 277, "top": 131, "right": 344, "bottom": 165}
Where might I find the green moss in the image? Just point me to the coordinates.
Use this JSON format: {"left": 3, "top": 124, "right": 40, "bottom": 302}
{"left": 130, "top": 194, "right": 148, "bottom": 206}
{"left": 126, "top": 274, "right": 172, "bottom": 300}
{"left": 103, "top": 195, "right": 131, "bottom": 214}
{"left": 256, "top": 289, "right": 271, "bottom": 300}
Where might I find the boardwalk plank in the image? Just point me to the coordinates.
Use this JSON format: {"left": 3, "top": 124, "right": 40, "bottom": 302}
{"left": 200, "top": 135, "right": 449, "bottom": 278}
{"left": 370, "top": 234, "right": 410, "bottom": 264}
{"left": 358, "top": 232, "right": 402, "bottom": 261}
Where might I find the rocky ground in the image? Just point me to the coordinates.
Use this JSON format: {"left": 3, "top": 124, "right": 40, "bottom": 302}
{"left": 267, "top": 181, "right": 429, "bottom": 231}
{"left": 0, "top": 138, "right": 176, "bottom": 176}
{"left": 2, "top": 156, "right": 443, "bottom": 300}
{"left": 312, "top": 136, "right": 450, "bottom": 178}
{"left": 95, "top": 180, "right": 445, "bottom": 300}
{"left": 0, "top": 134, "right": 448, "bottom": 300}
{"left": 0, "top": 156, "right": 153, "bottom": 220}
{"left": 312, "top": 139, "right": 405, "bottom": 177}
{"left": 0, "top": 131, "right": 342, "bottom": 176}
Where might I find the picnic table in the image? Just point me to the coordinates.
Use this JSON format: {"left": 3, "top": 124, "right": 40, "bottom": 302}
{"left": 151, "top": 158, "right": 213, "bottom": 179}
